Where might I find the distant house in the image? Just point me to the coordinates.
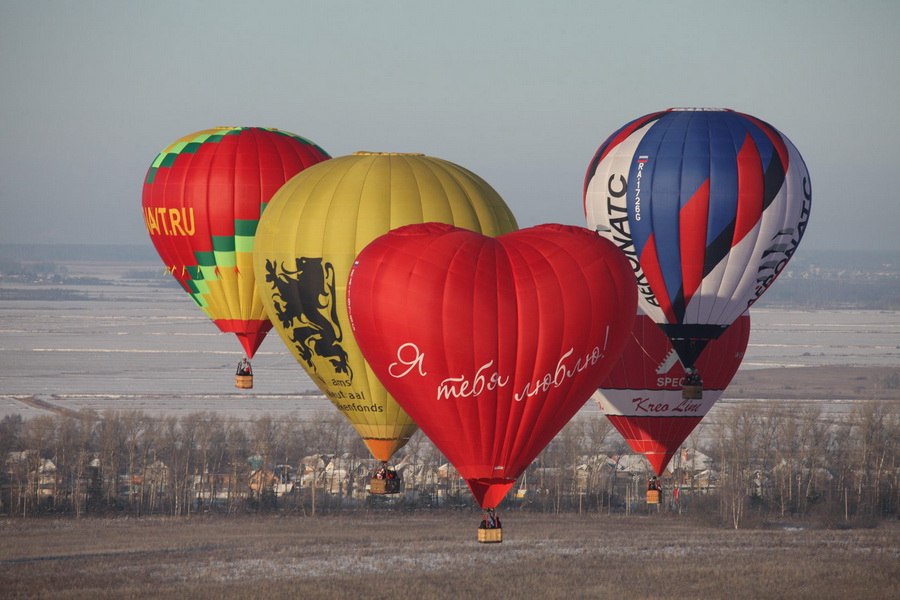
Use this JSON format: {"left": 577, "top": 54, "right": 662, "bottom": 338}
{"left": 249, "top": 466, "right": 296, "bottom": 497}
{"left": 190, "top": 472, "right": 240, "bottom": 503}
{"left": 665, "top": 448, "right": 717, "bottom": 488}
{"left": 249, "top": 468, "right": 278, "bottom": 492}
{"left": 4, "top": 451, "right": 57, "bottom": 497}
{"left": 606, "top": 454, "right": 653, "bottom": 476}
{"left": 142, "top": 460, "right": 170, "bottom": 492}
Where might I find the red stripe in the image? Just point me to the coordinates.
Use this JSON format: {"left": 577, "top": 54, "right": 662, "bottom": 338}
{"left": 206, "top": 136, "right": 238, "bottom": 238}
{"left": 742, "top": 113, "right": 790, "bottom": 174}
{"left": 178, "top": 143, "right": 215, "bottom": 252}
{"left": 637, "top": 235, "right": 677, "bottom": 323}
{"left": 234, "top": 132, "right": 263, "bottom": 222}
{"left": 679, "top": 178, "right": 710, "bottom": 305}
{"left": 733, "top": 132, "right": 765, "bottom": 245}
{"left": 213, "top": 319, "right": 273, "bottom": 358}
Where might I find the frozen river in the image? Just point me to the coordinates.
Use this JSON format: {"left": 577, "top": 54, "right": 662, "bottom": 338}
{"left": 1, "top": 263, "right": 898, "bottom": 422}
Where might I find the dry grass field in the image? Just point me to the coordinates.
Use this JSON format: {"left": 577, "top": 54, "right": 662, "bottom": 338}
{"left": 1, "top": 513, "right": 897, "bottom": 600}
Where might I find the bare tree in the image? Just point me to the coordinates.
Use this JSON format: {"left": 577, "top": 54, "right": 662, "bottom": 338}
{"left": 18, "top": 415, "right": 56, "bottom": 516}
{"left": 95, "top": 411, "right": 125, "bottom": 511}
{"left": 772, "top": 407, "right": 803, "bottom": 516}
{"left": 710, "top": 405, "right": 759, "bottom": 528}
{"left": 223, "top": 418, "right": 249, "bottom": 514}
{"left": 120, "top": 411, "right": 153, "bottom": 515}
{"left": 850, "top": 401, "right": 900, "bottom": 517}
{"left": 157, "top": 414, "right": 200, "bottom": 516}
{"left": 797, "top": 406, "right": 831, "bottom": 514}
{"left": 190, "top": 413, "right": 225, "bottom": 513}
{"left": 0, "top": 415, "right": 24, "bottom": 515}
{"left": 583, "top": 417, "right": 616, "bottom": 511}
{"left": 247, "top": 414, "right": 281, "bottom": 511}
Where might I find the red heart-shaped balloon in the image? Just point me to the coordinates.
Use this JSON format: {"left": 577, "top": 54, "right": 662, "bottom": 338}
{"left": 347, "top": 223, "right": 637, "bottom": 508}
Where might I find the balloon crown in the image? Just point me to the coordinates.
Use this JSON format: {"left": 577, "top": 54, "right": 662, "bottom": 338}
{"left": 668, "top": 107, "right": 733, "bottom": 112}
{"left": 213, "top": 126, "right": 283, "bottom": 131}
{"left": 352, "top": 151, "right": 426, "bottom": 157}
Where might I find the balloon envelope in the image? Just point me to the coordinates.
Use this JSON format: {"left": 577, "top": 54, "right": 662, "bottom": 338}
{"left": 142, "top": 127, "right": 330, "bottom": 358}
{"left": 347, "top": 223, "right": 638, "bottom": 508}
{"left": 584, "top": 108, "right": 810, "bottom": 369}
{"left": 594, "top": 311, "right": 750, "bottom": 475}
{"left": 253, "top": 152, "right": 518, "bottom": 462}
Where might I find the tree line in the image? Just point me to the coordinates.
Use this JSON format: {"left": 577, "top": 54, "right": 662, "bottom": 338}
{"left": 1, "top": 400, "right": 897, "bottom": 528}
{"left": 706, "top": 401, "right": 899, "bottom": 528}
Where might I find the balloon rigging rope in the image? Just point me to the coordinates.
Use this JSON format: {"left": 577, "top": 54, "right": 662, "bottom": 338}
{"left": 633, "top": 331, "right": 656, "bottom": 362}
{"left": 266, "top": 352, "right": 291, "bottom": 367}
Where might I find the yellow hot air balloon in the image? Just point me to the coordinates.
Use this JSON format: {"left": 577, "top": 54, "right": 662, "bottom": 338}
{"left": 253, "top": 152, "right": 518, "bottom": 466}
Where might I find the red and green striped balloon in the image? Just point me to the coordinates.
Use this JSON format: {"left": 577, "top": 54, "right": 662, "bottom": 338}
{"left": 142, "top": 127, "right": 329, "bottom": 358}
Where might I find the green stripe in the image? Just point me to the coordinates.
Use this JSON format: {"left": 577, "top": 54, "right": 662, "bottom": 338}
{"left": 149, "top": 129, "right": 238, "bottom": 179}
{"left": 195, "top": 251, "right": 216, "bottom": 267}
{"left": 211, "top": 236, "right": 235, "bottom": 252}
{"left": 147, "top": 129, "right": 327, "bottom": 185}
{"left": 235, "top": 220, "right": 258, "bottom": 236}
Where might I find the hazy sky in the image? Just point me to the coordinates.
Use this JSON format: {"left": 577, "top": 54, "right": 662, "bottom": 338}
{"left": 2, "top": 0, "right": 898, "bottom": 252}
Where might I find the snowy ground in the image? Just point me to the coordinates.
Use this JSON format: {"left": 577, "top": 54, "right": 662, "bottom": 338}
{"left": 1, "top": 262, "right": 897, "bottom": 422}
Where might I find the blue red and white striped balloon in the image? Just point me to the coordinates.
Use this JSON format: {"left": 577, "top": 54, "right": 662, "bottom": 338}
{"left": 584, "top": 108, "right": 811, "bottom": 373}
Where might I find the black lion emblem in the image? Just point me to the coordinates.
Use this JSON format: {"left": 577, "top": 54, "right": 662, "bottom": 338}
{"left": 265, "top": 257, "right": 352, "bottom": 379}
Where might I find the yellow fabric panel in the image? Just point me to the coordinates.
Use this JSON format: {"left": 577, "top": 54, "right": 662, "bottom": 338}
{"left": 199, "top": 277, "right": 226, "bottom": 321}
{"left": 235, "top": 251, "right": 262, "bottom": 321}
{"left": 254, "top": 152, "right": 518, "bottom": 462}
{"left": 201, "top": 263, "right": 268, "bottom": 325}
{"left": 215, "top": 267, "right": 242, "bottom": 323}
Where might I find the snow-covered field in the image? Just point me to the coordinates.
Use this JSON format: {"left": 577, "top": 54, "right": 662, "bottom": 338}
{"left": 2, "top": 262, "right": 898, "bottom": 422}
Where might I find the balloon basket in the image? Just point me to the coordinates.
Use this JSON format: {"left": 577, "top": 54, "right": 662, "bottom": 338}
{"left": 681, "top": 384, "right": 702, "bottom": 400}
{"left": 477, "top": 527, "right": 503, "bottom": 543}
{"left": 235, "top": 375, "right": 253, "bottom": 389}
{"left": 369, "top": 477, "right": 401, "bottom": 495}
{"left": 646, "top": 490, "right": 661, "bottom": 504}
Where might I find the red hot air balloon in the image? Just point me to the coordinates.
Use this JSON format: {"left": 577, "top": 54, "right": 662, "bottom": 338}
{"left": 347, "top": 223, "right": 637, "bottom": 510}
{"left": 594, "top": 311, "right": 750, "bottom": 475}
{"left": 142, "top": 127, "right": 330, "bottom": 368}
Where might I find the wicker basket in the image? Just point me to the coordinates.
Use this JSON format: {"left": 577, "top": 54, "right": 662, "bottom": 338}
{"left": 646, "top": 489, "right": 661, "bottom": 504}
{"left": 477, "top": 527, "right": 503, "bottom": 543}
{"left": 369, "top": 477, "right": 400, "bottom": 494}
{"left": 235, "top": 375, "right": 253, "bottom": 389}
{"left": 681, "top": 384, "right": 702, "bottom": 400}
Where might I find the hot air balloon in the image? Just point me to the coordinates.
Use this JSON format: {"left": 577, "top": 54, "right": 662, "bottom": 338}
{"left": 594, "top": 310, "right": 750, "bottom": 484}
{"left": 142, "top": 127, "right": 330, "bottom": 387}
{"left": 585, "top": 108, "right": 811, "bottom": 398}
{"left": 252, "top": 152, "right": 518, "bottom": 488}
{"left": 347, "top": 223, "right": 637, "bottom": 538}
